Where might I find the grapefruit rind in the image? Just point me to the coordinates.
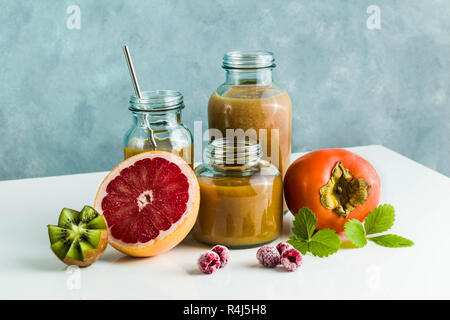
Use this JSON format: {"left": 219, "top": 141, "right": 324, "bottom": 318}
{"left": 94, "top": 151, "right": 199, "bottom": 257}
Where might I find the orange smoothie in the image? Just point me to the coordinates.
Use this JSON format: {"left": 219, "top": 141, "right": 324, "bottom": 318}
{"left": 208, "top": 87, "right": 292, "bottom": 181}
{"left": 193, "top": 163, "right": 283, "bottom": 247}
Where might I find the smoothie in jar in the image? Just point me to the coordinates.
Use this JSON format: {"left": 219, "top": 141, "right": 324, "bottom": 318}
{"left": 208, "top": 86, "right": 291, "bottom": 180}
{"left": 123, "top": 90, "right": 193, "bottom": 167}
{"left": 193, "top": 138, "right": 283, "bottom": 247}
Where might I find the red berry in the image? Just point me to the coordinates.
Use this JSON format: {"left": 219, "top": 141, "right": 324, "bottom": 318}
{"left": 211, "top": 245, "right": 229, "bottom": 268}
{"left": 276, "top": 242, "right": 293, "bottom": 254}
{"left": 281, "top": 248, "right": 302, "bottom": 271}
{"left": 256, "top": 245, "right": 280, "bottom": 268}
{"left": 198, "top": 251, "right": 221, "bottom": 274}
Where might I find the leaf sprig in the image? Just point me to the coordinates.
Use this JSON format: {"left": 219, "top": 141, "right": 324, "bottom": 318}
{"left": 288, "top": 204, "right": 414, "bottom": 258}
{"left": 287, "top": 208, "right": 341, "bottom": 257}
{"left": 344, "top": 204, "right": 414, "bottom": 248}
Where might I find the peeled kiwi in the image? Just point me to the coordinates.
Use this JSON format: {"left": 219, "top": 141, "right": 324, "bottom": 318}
{"left": 47, "top": 206, "right": 108, "bottom": 267}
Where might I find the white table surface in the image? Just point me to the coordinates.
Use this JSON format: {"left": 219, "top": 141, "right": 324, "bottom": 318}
{"left": 1, "top": 145, "right": 449, "bottom": 300}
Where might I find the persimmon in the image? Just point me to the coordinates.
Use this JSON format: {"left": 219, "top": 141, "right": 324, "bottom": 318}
{"left": 284, "top": 149, "right": 380, "bottom": 233}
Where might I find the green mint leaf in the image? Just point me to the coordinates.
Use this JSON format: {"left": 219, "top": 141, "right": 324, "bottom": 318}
{"left": 292, "top": 207, "right": 317, "bottom": 241}
{"left": 287, "top": 236, "right": 309, "bottom": 255}
{"left": 344, "top": 219, "right": 367, "bottom": 248}
{"left": 368, "top": 234, "right": 414, "bottom": 248}
{"left": 309, "top": 229, "right": 341, "bottom": 257}
{"left": 364, "top": 204, "right": 395, "bottom": 235}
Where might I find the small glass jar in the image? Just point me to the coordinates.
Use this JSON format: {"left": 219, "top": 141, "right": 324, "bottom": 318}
{"left": 124, "top": 90, "right": 193, "bottom": 167}
{"left": 193, "top": 138, "right": 283, "bottom": 248}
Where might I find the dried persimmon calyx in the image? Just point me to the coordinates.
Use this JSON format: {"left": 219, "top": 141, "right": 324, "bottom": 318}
{"left": 319, "top": 161, "right": 371, "bottom": 218}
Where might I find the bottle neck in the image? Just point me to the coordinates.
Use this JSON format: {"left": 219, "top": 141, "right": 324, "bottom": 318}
{"left": 132, "top": 110, "right": 181, "bottom": 129}
{"left": 224, "top": 68, "right": 273, "bottom": 86}
{"left": 206, "top": 138, "right": 262, "bottom": 173}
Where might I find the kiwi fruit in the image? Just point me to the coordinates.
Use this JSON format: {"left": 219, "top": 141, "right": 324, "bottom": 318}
{"left": 47, "top": 206, "right": 108, "bottom": 267}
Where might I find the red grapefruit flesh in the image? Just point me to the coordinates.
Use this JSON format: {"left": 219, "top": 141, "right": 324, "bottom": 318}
{"left": 94, "top": 151, "right": 200, "bottom": 257}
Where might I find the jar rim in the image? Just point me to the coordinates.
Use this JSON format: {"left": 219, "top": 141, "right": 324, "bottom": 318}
{"left": 129, "top": 90, "right": 184, "bottom": 112}
{"left": 222, "top": 50, "right": 276, "bottom": 69}
{"left": 206, "top": 137, "right": 262, "bottom": 167}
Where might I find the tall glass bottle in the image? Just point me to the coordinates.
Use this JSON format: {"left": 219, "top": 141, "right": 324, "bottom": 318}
{"left": 208, "top": 51, "right": 292, "bottom": 208}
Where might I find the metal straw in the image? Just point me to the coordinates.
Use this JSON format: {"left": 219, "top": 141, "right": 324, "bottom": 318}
{"left": 122, "top": 45, "right": 157, "bottom": 148}
{"left": 123, "top": 45, "right": 142, "bottom": 99}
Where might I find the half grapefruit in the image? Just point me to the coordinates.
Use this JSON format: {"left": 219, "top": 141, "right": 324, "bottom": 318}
{"left": 94, "top": 151, "right": 200, "bottom": 257}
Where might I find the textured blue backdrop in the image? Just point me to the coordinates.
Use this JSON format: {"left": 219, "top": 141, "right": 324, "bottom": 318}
{"left": 1, "top": 0, "right": 449, "bottom": 180}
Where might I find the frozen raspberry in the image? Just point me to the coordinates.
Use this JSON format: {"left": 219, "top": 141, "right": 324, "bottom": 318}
{"left": 211, "top": 245, "right": 229, "bottom": 268}
{"left": 256, "top": 245, "right": 280, "bottom": 268}
{"left": 276, "top": 242, "right": 293, "bottom": 255}
{"left": 281, "top": 248, "right": 302, "bottom": 272}
{"left": 198, "top": 251, "right": 221, "bottom": 274}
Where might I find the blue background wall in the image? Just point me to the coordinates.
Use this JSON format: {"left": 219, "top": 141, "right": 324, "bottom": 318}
{"left": 1, "top": 0, "right": 449, "bottom": 180}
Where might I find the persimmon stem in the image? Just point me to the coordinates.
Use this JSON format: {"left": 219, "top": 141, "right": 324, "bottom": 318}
{"left": 319, "top": 162, "right": 371, "bottom": 218}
